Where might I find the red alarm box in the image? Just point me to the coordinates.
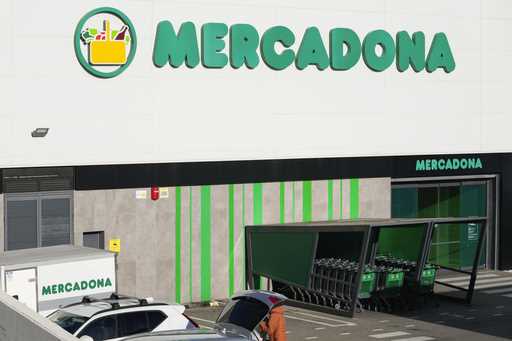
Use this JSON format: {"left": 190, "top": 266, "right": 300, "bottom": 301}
{"left": 151, "top": 186, "right": 160, "bottom": 201}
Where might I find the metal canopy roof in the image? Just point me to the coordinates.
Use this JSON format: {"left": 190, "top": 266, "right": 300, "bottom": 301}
{"left": 247, "top": 217, "right": 487, "bottom": 229}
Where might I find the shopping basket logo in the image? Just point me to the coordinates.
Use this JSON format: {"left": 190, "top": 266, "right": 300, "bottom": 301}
{"left": 74, "top": 7, "right": 137, "bottom": 78}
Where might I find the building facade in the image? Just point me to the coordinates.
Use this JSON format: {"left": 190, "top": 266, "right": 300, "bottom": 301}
{"left": 0, "top": 0, "right": 511, "bottom": 303}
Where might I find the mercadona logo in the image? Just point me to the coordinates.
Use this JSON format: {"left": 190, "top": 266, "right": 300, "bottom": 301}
{"left": 74, "top": 7, "right": 137, "bottom": 78}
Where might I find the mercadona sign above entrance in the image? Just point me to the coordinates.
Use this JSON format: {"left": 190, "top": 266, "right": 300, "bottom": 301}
{"left": 153, "top": 22, "right": 455, "bottom": 73}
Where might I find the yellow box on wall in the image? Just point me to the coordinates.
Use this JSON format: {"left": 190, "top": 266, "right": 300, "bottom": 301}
{"left": 109, "top": 239, "right": 121, "bottom": 253}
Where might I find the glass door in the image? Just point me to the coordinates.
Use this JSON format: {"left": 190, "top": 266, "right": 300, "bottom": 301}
{"left": 392, "top": 180, "right": 492, "bottom": 269}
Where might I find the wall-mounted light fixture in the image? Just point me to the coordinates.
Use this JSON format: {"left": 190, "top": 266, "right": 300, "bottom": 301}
{"left": 31, "top": 128, "right": 49, "bottom": 137}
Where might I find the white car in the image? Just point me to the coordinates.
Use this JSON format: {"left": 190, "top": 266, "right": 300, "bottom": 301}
{"left": 123, "top": 290, "right": 288, "bottom": 341}
{"left": 47, "top": 294, "right": 198, "bottom": 341}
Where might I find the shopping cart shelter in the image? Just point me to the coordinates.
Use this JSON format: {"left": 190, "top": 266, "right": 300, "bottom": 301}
{"left": 246, "top": 218, "right": 487, "bottom": 316}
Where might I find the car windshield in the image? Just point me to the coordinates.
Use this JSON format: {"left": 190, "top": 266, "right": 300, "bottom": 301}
{"left": 216, "top": 297, "right": 269, "bottom": 332}
{"left": 48, "top": 310, "right": 89, "bottom": 334}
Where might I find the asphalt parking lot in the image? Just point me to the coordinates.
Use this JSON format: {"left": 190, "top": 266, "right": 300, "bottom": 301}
{"left": 186, "top": 271, "right": 512, "bottom": 340}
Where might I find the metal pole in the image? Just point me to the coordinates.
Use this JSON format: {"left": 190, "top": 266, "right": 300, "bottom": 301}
{"left": 416, "top": 222, "right": 434, "bottom": 283}
{"left": 466, "top": 220, "right": 487, "bottom": 304}
{"left": 350, "top": 228, "right": 371, "bottom": 317}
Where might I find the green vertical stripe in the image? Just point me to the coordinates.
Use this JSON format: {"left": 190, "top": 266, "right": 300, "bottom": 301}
{"left": 303, "top": 180, "right": 312, "bottom": 222}
{"left": 340, "top": 180, "right": 343, "bottom": 219}
{"left": 280, "top": 182, "right": 285, "bottom": 224}
{"left": 253, "top": 183, "right": 263, "bottom": 225}
{"left": 350, "top": 179, "right": 360, "bottom": 219}
{"left": 189, "top": 187, "right": 193, "bottom": 303}
{"left": 200, "top": 186, "right": 212, "bottom": 302}
{"left": 175, "top": 187, "right": 182, "bottom": 303}
{"left": 228, "top": 184, "right": 235, "bottom": 297}
{"left": 327, "top": 180, "right": 333, "bottom": 220}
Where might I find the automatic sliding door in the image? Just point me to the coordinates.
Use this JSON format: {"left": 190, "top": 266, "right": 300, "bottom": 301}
{"left": 392, "top": 179, "right": 493, "bottom": 269}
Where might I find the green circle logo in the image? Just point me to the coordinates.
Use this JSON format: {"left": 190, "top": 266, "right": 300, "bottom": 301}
{"left": 74, "top": 7, "right": 137, "bottom": 78}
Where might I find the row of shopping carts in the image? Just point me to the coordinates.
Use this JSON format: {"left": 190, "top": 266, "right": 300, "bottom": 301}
{"left": 278, "top": 256, "right": 438, "bottom": 313}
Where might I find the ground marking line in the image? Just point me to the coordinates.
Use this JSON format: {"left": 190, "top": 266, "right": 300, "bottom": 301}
{"left": 391, "top": 337, "right": 435, "bottom": 341}
{"left": 448, "top": 277, "right": 512, "bottom": 287}
{"left": 369, "top": 331, "right": 410, "bottom": 338}
{"left": 305, "top": 337, "right": 318, "bottom": 340}
{"left": 405, "top": 324, "right": 416, "bottom": 328}
{"left": 503, "top": 293, "right": 512, "bottom": 298}
{"left": 285, "top": 314, "right": 350, "bottom": 327}
{"left": 314, "top": 327, "right": 325, "bottom": 330}
{"left": 482, "top": 287, "right": 512, "bottom": 294}
{"left": 340, "top": 332, "right": 351, "bottom": 335}
{"left": 372, "top": 328, "right": 384, "bottom": 331}
{"left": 285, "top": 309, "right": 356, "bottom": 326}
{"left": 476, "top": 281, "right": 512, "bottom": 290}
{"left": 188, "top": 316, "right": 215, "bottom": 324}
{"left": 440, "top": 274, "right": 497, "bottom": 282}
{"left": 379, "top": 320, "right": 390, "bottom": 323}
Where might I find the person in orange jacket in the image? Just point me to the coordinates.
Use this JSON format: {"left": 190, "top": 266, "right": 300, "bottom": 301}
{"left": 259, "top": 305, "right": 287, "bottom": 341}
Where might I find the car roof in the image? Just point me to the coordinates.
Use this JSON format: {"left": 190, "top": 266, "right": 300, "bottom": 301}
{"left": 231, "top": 290, "right": 287, "bottom": 309}
{"left": 59, "top": 298, "right": 177, "bottom": 318}
{"left": 122, "top": 329, "right": 246, "bottom": 340}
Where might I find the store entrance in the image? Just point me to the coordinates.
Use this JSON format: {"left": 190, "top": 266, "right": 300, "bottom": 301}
{"left": 392, "top": 177, "right": 497, "bottom": 270}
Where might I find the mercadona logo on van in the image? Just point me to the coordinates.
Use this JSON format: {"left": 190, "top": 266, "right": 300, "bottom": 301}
{"left": 41, "top": 277, "right": 113, "bottom": 296}
{"left": 74, "top": 7, "right": 137, "bottom": 78}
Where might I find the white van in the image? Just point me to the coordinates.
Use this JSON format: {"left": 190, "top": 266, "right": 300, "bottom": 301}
{"left": 0, "top": 245, "right": 117, "bottom": 316}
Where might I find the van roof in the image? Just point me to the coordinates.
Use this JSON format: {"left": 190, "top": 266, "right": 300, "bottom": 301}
{"left": 0, "top": 245, "right": 114, "bottom": 268}
{"left": 61, "top": 297, "right": 178, "bottom": 318}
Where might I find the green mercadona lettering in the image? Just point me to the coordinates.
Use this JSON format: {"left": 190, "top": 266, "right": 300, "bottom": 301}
{"left": 416, "top": 158, "right": 483, "bottom": 171}
{"left": 41, "top": 278, "right": 112, "bottom": 296}
{"left": 153, "top": 22, "right": 455, "bottom": 73}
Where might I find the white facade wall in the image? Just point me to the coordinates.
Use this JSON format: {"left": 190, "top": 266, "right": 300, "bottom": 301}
{"left": 0, "top": 0, "right": 510, "bottom": 168}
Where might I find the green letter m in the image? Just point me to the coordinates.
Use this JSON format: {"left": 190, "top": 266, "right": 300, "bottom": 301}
{"left": 416, "top": 160, "right": 426, "bottom": 171}
{"left": 153, "top": 21, "right": 200, "bottom": 68}
{"left": 42, "top": 286, "right": 51, "bottom": 296}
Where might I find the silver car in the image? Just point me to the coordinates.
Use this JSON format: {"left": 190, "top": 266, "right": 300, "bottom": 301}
{"left": 122, "top": 290, "right": 287, "bottom": 341}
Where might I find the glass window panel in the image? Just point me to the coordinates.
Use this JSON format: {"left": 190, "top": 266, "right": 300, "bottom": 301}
{"left": 377, "top": 224, "right": 426, "bottom": 262}
{"left": 78, "top": 316, "right": 117, "bottom": 341}
{"left": 41, "top": 198, "right": 71, "bottom": 247}
{"left": 460, "top": 184, "right": 487, "bottom": 217}
{"left": 417, "top": 187, "right": 438, "bottom": 218}
{"left": 391, "top": 187, "right": 418, "bottom": 218}
{"left": 430, "top": 222, "right": 484, "bottom": 269}
{"left": 118, "top": 312, "right": 149, "bottom": 337}
{"left": 6, "top": 199, "right": 38, "bottom": 250}
{"left": 439, "top": 186, "right": 460, "bottom": 218}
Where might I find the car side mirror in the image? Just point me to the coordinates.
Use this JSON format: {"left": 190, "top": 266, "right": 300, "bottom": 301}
{"left": 79, "top": 336, "right": 94, "bottom": 341}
